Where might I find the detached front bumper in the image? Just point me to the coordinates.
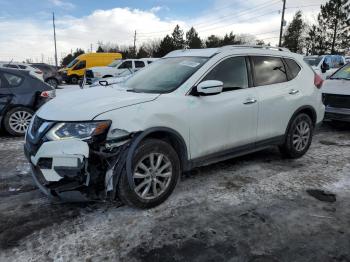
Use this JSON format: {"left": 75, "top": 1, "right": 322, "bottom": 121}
{"left": 24, "top": 139, "right": 91, "bottom": 201}
{"left": 324, "top": 106, "right": 350, "bottom": 122}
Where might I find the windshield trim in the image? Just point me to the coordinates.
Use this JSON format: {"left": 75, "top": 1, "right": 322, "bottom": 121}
{"left": 124, "top": 56, "right": 209, "bottom": 94}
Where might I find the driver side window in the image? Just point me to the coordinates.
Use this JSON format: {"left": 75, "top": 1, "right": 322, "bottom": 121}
{"left": 202, "top": 56, "right": 248, "bottom": 91}
{"left": 73, "top": 60, "right": 86, "bottom": 70}
{"left": 119, "top": 61, "right": 133, "bottom": 69}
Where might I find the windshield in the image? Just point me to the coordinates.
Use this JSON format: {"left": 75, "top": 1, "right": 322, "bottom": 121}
{"left": 67, "top": 59, "right": 79, "bottom": 68}
{"left": 303, "top": 57, "right": 322, "bottom": 67}
{"left": 108, "top": 60, "right": 122, "bottom": 67}
{"left": 330, "top": 64, "right": 350, "bottom": 80}
{"left": 124, "top": 57, "right": 208, "bottom": 93}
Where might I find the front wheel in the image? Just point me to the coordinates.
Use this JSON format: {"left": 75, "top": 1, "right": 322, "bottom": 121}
{"left": 46, "top": 78, "right": 58, "bottom": 88}
{"left": 70, "top": 76, "right": 79, "bottom": 85}
{"left": 279, "top": 113, "right": 314, "bottom": 159}
{"left": 118, "top": 139, "right": 181, "bottom": 209}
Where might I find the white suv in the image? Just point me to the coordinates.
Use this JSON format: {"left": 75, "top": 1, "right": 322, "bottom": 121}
{"left": 24, "top": 46, "right": 325, "bottom": 208}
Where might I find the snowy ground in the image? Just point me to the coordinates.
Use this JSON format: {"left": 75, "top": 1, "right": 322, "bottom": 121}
{"left": 0, "top": 121, "right": 349, "bottom": 261}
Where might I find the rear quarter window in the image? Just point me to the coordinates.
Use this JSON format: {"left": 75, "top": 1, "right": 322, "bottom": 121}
{"left": 284, "top": 58, "right": 301, "bottom": 79}
{"left": 3, "top": 72, "right": 23, "bottom": 87}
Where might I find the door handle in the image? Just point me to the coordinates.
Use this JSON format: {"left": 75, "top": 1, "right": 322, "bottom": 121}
{"left": 243, "top": 98, "right": 257, "bottom": 105}
{"left": 289, "top": 89, "right": 299, "bottom": 95}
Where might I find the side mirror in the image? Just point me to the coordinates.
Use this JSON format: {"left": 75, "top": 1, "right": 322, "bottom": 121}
{"left": 196, "top": 80, "right": 223, "bottom": 95}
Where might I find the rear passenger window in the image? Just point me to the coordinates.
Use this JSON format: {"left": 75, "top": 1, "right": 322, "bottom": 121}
{"left": 252, "top": 56, "right": 288, "bottom": 86}
{"left": 3, "top": 72, "right": 23, "bottom": 87}
{"left": 202, "top": 56, "right": 248, "bottom": 91}
{"left": 135, "top": 61, "right": 145, "bottom": 68}
{"left": 284, "top": 58, "right": 301, "bottom": 79}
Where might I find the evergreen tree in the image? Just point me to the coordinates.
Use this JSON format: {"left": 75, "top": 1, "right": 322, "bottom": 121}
{"left": 282, "top": 11, "right": 305, "bottom": 53}
{"left": 172, "top": 25, "right": 185, "bottom": 49}
{"left": 318, "top": 0, "right": 350, "bottom": 54}
{"left": 222, "top": 32, "right": 237, "bottom": 45}
{"left": 186, "top": 27, "right": 202, "bottom": 48}
{"left": 137, "top": 46, "right": 150, "bottom": 58}
{"left": 205, "top": 35, "right": 222, "bottom": 48}
{"left": 96, "top": 45, "right": 104, "bottom": 53}
{"left": 155, "top": 35, "right": 176, "bottom": 57}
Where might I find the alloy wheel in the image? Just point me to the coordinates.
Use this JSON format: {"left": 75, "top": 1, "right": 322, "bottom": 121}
{"left": 292, "top": 120, "right": 311, "bottom": 152}
{"left": 9, "top": 110, "right": 33, "bottom": 134}
{"left": 133, "top": 153, "right": 173, "bottom": 200}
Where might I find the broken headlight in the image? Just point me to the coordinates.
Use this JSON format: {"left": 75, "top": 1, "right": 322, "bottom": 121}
{"left": 46, "top": 121, "right": 111, "bottom": 141}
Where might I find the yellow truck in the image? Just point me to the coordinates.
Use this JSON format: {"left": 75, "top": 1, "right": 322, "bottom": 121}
{"left": 60, "top": 53, "right": 122, "bottom": 84}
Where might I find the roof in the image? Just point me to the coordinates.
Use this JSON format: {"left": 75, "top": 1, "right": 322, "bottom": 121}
{"left": 164, "top": 45, "right": 294, "bottom": 58}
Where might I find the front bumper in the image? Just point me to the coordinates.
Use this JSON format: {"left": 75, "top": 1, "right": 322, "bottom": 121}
{"left": 24, "top": 139, "right": 91, "bottom": 201}
{"left": 324, "top": 106, "right": 350, "bottom": 122}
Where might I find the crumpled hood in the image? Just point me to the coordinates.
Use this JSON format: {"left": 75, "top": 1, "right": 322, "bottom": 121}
{"left": 322, "top": 79, "right": 350, "bottom": 96}
{"left": 37, "top": 87, "right": 159, "bottom": 121}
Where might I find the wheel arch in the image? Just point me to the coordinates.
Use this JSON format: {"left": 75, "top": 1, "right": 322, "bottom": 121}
{"left": 127, "top": 127, "right": 190, "bottom": 173}
{"left": 285, "top": 105, "right": 317, "bottom": 135}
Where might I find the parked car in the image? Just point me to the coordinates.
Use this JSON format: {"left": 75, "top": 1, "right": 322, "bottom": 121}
{"left": 30, "top": 63, "right": 62, "bottom": 88}
{"left": 0, "top": 62, "right": 44, "bottom": 81}
{"left": 0, "top": 68, "right": 55, "bottom": 136}
{"left": 303, "top": 55, "right": 345, "bottom": 79}
{"left": 59, "top": 53, "right": 122, "bottom": 84}
{"left": 322, "top": 63, "right": 350, "bottom": 123}
{"left": 345, "top": 56, "right": 350, "bottom": 64}
{"left": 85, "top": 58, "right": 158, "bottom": 85}
{"left": 24, "top": 46, "right": 325, "bottom": 208}
{"left": 88, "top": 70, "right": 135, "bottom": 88}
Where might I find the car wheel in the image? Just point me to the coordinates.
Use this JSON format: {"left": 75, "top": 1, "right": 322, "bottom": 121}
{"left": 4, "top": 107, "right": 34, "bottom": 136}
{"left": 279, "top": 113, "right": 313, "bottom": 159}
{"left": 118, "top": 139, "right": 181, "bottom": 209}
{"left": 46, "top": 78, "right": 58, "bottom": 88}
{"left": 70, "top": 76, "right": 79, "bottom": 85}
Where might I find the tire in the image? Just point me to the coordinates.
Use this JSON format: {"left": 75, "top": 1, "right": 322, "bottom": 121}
{"left": 70, "top": 76, "right": 79, "bottom": 85}
{"left": 279, "top": 113, "right": 314, "bottom": 159}
{"left": 3, "top": 107, "right": 34, "bottom": 136}
{"left": 46, "top": 78, "right": 58, "bottom": 88}
{"left": 118, "top": 139, "right": 181, "bottom": 209}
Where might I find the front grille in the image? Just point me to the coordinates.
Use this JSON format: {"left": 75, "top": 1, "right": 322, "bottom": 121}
{"left": 85, "top": 70, "right": 94, "bottom": 78}
{"left": 323, "top": 94, "right": 350, "bottom": 109}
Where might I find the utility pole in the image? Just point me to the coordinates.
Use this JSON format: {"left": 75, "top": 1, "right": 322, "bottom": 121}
{"left": 90, "top": 43, "right": 93, "bottom": 53}
{"left": 53, "top": 12, "right": 58, "bottom": 67}
{"left": 278, "top": 0, "right": 286, "bottom": 47}
{"left": 133, "top": 30, "right": 137, "bottom": 56}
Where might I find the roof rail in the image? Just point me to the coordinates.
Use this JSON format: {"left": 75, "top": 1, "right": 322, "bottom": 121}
{"left": 221, "top": 45, "right": 291, "bottom": 52}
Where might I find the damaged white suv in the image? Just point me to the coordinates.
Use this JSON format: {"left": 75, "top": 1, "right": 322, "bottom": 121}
{"left": 24, "top": 46, "right": 325, "bottom": 208}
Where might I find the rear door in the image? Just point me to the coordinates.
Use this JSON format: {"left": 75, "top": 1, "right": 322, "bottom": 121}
{"left": 252, "top": 56, "right": 301, "bottom": 142}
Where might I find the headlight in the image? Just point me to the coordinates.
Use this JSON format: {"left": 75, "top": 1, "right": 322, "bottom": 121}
{"left": 46, "top": 121, "right": 111, "bottom": 141}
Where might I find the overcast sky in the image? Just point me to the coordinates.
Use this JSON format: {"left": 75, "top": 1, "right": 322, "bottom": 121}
{"left": 0, "top": 0, "right": 327, "bottom": 63}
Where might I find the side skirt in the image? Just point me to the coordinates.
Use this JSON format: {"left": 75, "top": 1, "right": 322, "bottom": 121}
{"left": 189, "top": 135, "right": 285, "bottom": 169}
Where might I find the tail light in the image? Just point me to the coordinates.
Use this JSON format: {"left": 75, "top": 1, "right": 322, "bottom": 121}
{"left": 40, "top": 90, "right": 56, "bottom": 99}
{"left": 314, "top": 74, "right": 323, "bottom": 89}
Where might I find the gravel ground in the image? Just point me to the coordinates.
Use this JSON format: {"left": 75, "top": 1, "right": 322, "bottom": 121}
{"left": 0, "top": 123, "right": 349, "bottom": 262}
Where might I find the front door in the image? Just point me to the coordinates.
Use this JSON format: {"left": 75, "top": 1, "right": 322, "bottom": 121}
{"left": 188, "top": 56, "right": 258, "bottom": 159}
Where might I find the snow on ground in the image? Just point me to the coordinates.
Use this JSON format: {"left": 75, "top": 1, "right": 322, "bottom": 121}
{"left": 0, "top": 124, "right": 349, "bottom": 261}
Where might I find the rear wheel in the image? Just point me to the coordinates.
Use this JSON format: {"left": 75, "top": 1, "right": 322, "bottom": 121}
{"left": 46, "top": 78, "right": 58, "bottom": 88}
{"left": 4, "top": 107, "right": 34, "bottom": 136}
{"left": 118, "top": 139, "right": 181, "bottom": 209}
{"left": 279, "top": 113, "right": 313, "bottom": 159}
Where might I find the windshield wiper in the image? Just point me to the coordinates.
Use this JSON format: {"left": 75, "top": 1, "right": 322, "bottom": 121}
{"left": 330, "top": 77, "right": 350, "bottom": 80}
